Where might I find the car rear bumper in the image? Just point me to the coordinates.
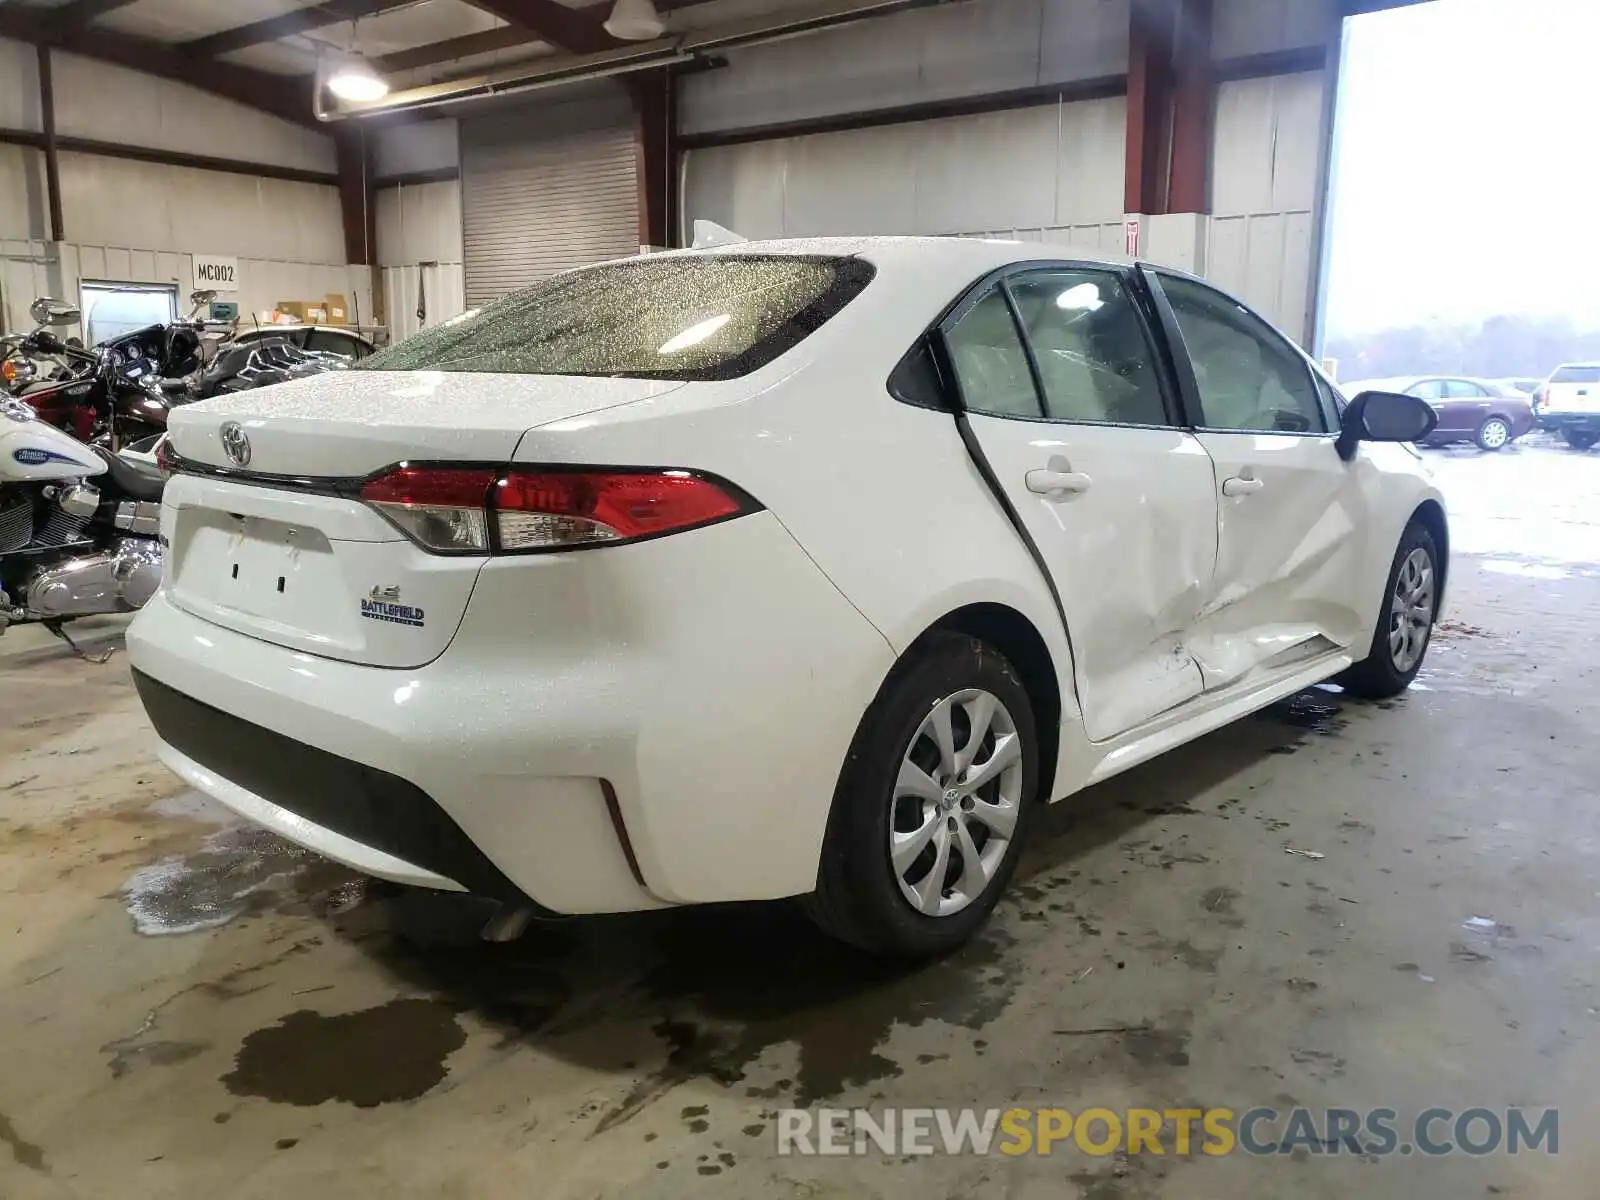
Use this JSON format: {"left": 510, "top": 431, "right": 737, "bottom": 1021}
{"left": 127, "top": 512, "right": 897, "bottom": 913}
{"left": 1536, "top": 411, "right": 1600, "bottom": 432}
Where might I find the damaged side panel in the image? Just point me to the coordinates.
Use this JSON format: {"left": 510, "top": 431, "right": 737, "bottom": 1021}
{"left": 961, "top": 417, "right": 1220, "bottom": 743}
{"left": 1186, "top": 433, "right": 1370, "bottom": 690}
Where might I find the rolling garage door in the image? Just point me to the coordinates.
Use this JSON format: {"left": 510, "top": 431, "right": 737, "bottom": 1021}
{"left": 460, "top": 90, "right": 640, "bottom": 307}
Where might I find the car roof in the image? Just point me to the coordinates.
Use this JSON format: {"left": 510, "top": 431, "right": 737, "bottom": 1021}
{"left": 661, "top": 234, "right": 1137, "bottom": 274}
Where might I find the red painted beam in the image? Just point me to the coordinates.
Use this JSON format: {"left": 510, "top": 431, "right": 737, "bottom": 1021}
{"left": 1125, "top": 0, "right": 1215, "bottom": 216}
{"left": 1167, "top": 0, "right": 1213, "bottom": 214}
{"left": 1124, "top": 0, "right": 1174, "bottom": 216}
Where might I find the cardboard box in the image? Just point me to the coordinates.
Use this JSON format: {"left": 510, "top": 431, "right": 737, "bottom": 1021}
{"left": 305, "top": 305, "right": 329, "bottom": 325}
{"left": 324, "top": 294, "right": 349, "bottom": 325}
{"left": 275, "top": 300, "right": 311, "bottom": 321}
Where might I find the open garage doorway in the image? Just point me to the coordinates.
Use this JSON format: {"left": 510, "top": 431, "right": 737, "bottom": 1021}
{"left": 1320, "top": 0, "right": 1600, "bottom": 564}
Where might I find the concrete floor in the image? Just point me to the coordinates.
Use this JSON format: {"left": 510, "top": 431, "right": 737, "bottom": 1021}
{"left": 3, "top": 435, "right": 1599, "bottom": 1199}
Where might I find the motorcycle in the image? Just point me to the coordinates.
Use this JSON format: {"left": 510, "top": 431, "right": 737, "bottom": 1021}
{"left": 0, "top": 310, "right": 166, "bottom": 658}
{"left": 180, "top": 335, "right": 348, "bottom": 401}
{"left": 9, "top": 292, "right": 216, "bottom": 449}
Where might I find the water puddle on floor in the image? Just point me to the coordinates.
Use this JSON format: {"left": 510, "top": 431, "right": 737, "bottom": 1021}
{"left": 122, "top": 825, "right": 319, "bottom": 936}
{"left": 222, "top": 999, "right": 466, "bottom": 1107}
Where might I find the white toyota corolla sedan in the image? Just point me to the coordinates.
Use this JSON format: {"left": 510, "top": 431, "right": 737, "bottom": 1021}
{"left": 128, "top": 237, "right": 1446, "bottom": 957}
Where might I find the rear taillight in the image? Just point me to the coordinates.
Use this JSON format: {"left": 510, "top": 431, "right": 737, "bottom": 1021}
{"left": 1533, "top": 385, "right": 1547, "bottom": 412}
{"left": 154, "top": 436, "right": 175, "bottom": 474}
{"left": 361, "top": 465, "right": 498, "bottom": 554}
{"left": 360, "top": 464, "right": 756, "bottom": 555}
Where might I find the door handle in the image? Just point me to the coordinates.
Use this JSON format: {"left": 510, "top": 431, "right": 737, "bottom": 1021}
{"left": 1221, "top": 475, "right": 1264, "bottom": 497}
{"left": 1026, "top": 468, "right": 1092, "bottom": 497}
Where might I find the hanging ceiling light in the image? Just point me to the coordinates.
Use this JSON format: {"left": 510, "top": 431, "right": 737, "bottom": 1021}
{"left": 604, "top": 0, "right": 667, "bottom": 41}
{"left": 327, "top": 52, "right": 390, "bottom": 102}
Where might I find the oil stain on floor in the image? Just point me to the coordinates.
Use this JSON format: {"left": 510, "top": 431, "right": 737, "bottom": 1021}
{"left": 223, "top": 998, "right": 467, "bottom": 1107}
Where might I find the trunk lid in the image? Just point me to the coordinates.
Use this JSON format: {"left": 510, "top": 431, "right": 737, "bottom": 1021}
{"left": 161, "top": 370, "right": 685, "bottom": 668}
{"left": 166, "top": 370, "right": 685, "bottom": 477}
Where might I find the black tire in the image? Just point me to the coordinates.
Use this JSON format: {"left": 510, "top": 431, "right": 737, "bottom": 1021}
{"left": 1337, "top": 520, "right": 1439, "bottom": 700}
{"left": 804, "top": 632, "right": 1039, "bottom": 957}
{"left": 1474, "top": 416, "right": 1512, "bottom": 451}
{"left": 1562, "top": 429, "right": 1598, "bottom": 451}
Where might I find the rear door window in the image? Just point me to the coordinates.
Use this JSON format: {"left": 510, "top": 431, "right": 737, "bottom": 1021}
{"left": 1443, "top": 379, "right": 1488, "bottom": 398}
{"left": 943, "top": 289, "right": 1042, "bottom": 419}
{"left": 1004, "top": 271, "right": 1172, "bottom": 427}
{"left": 360, "top": 255, "right": 875, "bottom": 381}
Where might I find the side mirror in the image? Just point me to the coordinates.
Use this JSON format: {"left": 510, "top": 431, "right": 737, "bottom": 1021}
{"left": 1335, "top": 390, "right": 1438, "bottom": 461}
{"left": 28, "top": 297, "right": 80, "bottom": 328}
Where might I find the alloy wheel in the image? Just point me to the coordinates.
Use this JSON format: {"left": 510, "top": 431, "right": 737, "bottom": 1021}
{"left": 889, "top": 689, "right": 1024, "bottom": 918}
{"left": 1479, "top": 418, "right": 1510, "bottom": 449}
{"left": 1388, "top": 546, "right": 1435, "bottom": 673}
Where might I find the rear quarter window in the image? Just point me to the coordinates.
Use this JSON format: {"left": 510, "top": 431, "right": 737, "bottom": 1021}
{"left": 360, "top": 255, "right": 876, "bottom": 382}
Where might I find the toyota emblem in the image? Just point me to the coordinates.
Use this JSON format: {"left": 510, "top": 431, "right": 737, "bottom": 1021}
{"left": 219, "top": 421, "right": 251, "bottom": 468}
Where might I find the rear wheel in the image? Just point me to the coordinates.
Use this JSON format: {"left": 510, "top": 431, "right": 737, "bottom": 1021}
{"left": 805, "top": 633, "right": 1038, "bottom": 957}
{"left": 1474, "top": 416, "right": 1512, "bottom": 451}
{"left": 1337, "top": 521, "right": 1439, "bottom": 699}
{"left": 1562, "top": 429, "right": 1598, "bottom": 451}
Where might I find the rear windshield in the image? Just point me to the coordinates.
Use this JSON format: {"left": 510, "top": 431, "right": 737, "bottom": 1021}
{"left": 1551, "top": 365, "right": 1600, "bottom": 383}
{"left": 359, "top": 254, "right": 876, "bottom": 381}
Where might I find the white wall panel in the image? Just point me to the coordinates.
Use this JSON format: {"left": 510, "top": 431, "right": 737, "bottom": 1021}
{"left": 374, "top": 120, "right": 460, "bottom": 180}
{"left": 0, "top": 38, "right": 42, "bottom": 131}
{"left": 1212, "top": 0, "right": 1336, "bottom": 59}
{"left": 50, "top": 52, "right": 336, "bottom": 173}
{"left": 1211, "top": 72, "right": 1324, "bottom": 215}
{"left": 58, "top": 153, "right": 344, "bottom": 263}
{"left": 376, "top": 180, "right": 463, "bottom": 267}
{"left": 685, "top": 96, "right": 1126, "bottom": 241}
{"left": 1207, "top": 70, "right": 1327, "bottom": 343}
{"left": 383, "top": 263, "right": 468, "bottom": 344}
{"left": 0, "top": 145, "right": 45, "bottom": 240}
{"left": 681, "top": 0, "right": 1128, "bottom": 135}
{"left": 2, "top": 240, "right": 373, "bottom": 342}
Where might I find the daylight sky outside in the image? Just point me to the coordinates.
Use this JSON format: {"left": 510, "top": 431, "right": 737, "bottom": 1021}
{"left": 1322, "top": 0, "right": 1600, "bottom": 338}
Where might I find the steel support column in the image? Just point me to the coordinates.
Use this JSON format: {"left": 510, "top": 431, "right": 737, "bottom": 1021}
{"left": 629, "top": 71, "right": 678, "bottom": 250}
{"left": 38, "top": 44, "right": 65, "bottom": 242}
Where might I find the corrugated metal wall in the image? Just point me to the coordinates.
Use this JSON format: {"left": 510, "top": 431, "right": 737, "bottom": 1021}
{"left": 680, "top": 0, "right": 1129, "bottom": 134}
{"left": 0, "top": 37, "right": 350, "bottom": 336}
{"left": 377, "top": 180, "right": 466, "bottom": 342}
{"left": 684, "top": 96, "right": 1128, "bottom": 244}
{"left": 460, "top": 90, "right": 639, "bottom": 307}
{"left": 1207, "top": 70, "right": 1327, "bottom": 344}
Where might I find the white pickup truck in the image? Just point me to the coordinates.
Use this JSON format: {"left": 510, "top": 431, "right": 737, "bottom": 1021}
{"left": 1535, "top": 363, "right": 1600, "bottom": 449}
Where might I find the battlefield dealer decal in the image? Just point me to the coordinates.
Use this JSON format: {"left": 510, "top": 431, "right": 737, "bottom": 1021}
{"left": 362, "top": 584, "right": 424, "bottom": 628}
